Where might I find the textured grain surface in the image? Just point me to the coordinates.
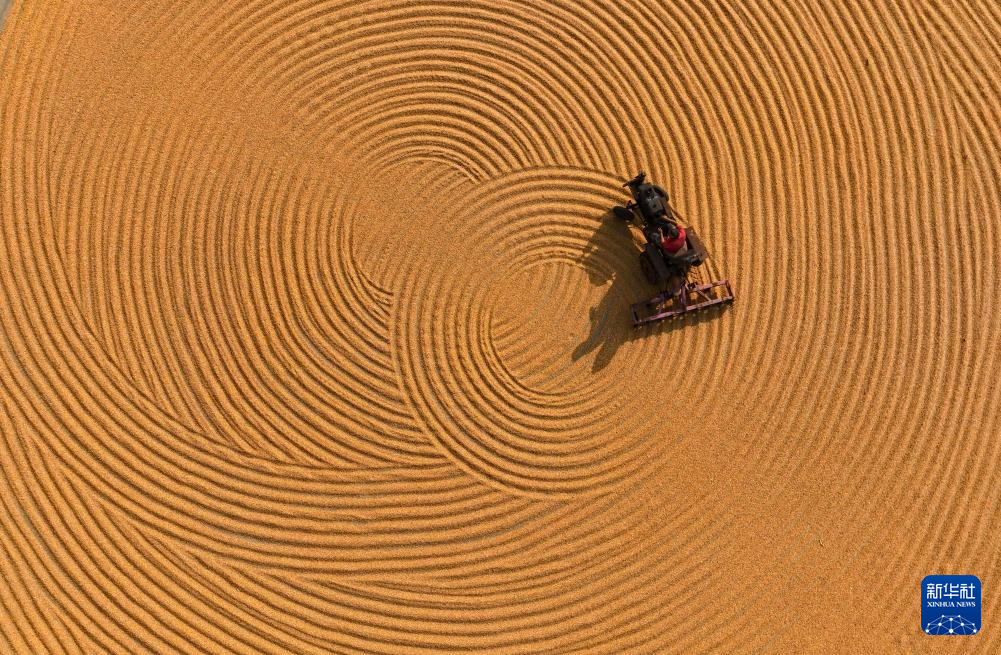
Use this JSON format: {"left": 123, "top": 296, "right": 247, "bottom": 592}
{"left": 1, "top": 1, "right": 999, "bottom": 653}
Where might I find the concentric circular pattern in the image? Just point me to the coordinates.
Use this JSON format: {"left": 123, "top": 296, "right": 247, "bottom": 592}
{"left": 1, "top": 0, "right": 999, "bottom": 653}
{"left": 393, "top": 168, "right": 681, "bottom": 498}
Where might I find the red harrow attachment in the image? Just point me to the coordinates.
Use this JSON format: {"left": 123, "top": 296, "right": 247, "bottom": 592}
{"left": 630, "top": 278, "right": 734, "bottom": 327}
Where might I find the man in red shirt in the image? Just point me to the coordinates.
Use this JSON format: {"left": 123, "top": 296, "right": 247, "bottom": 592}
{"left": 659, "top": 222, "right": 688, "bottom": 256}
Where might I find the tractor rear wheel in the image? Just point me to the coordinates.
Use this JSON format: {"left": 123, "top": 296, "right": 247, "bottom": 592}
{"left": 639, "top": 252, "right": 658, "bottom": 285}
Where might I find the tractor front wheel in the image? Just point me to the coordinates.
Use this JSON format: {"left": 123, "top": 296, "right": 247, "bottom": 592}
{"left": 613, "top": 205, "right": 633, "bottom": 221}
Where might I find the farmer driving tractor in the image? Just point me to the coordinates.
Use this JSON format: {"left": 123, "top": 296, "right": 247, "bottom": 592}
{"left": 653, "top": 220, "right": 688, "bottom": 258}
{"left": 622, "top": 174, "right": 690, "bottom": 266}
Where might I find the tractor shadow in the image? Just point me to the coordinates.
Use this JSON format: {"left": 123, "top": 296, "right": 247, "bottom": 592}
{"left": 571, "top": 211, "right": 640, "bottom": 373}
{"left": 572, "top": 211, "right": 731, "bottom": 373}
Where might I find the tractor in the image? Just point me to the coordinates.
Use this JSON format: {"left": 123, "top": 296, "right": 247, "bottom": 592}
{"left": 613, "top": 172, "right": 734, "bottom": 326}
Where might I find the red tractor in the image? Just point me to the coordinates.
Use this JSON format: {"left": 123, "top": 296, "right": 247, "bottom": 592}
{"left": 613, "top": 172, "right": 734, "bottom": 326}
